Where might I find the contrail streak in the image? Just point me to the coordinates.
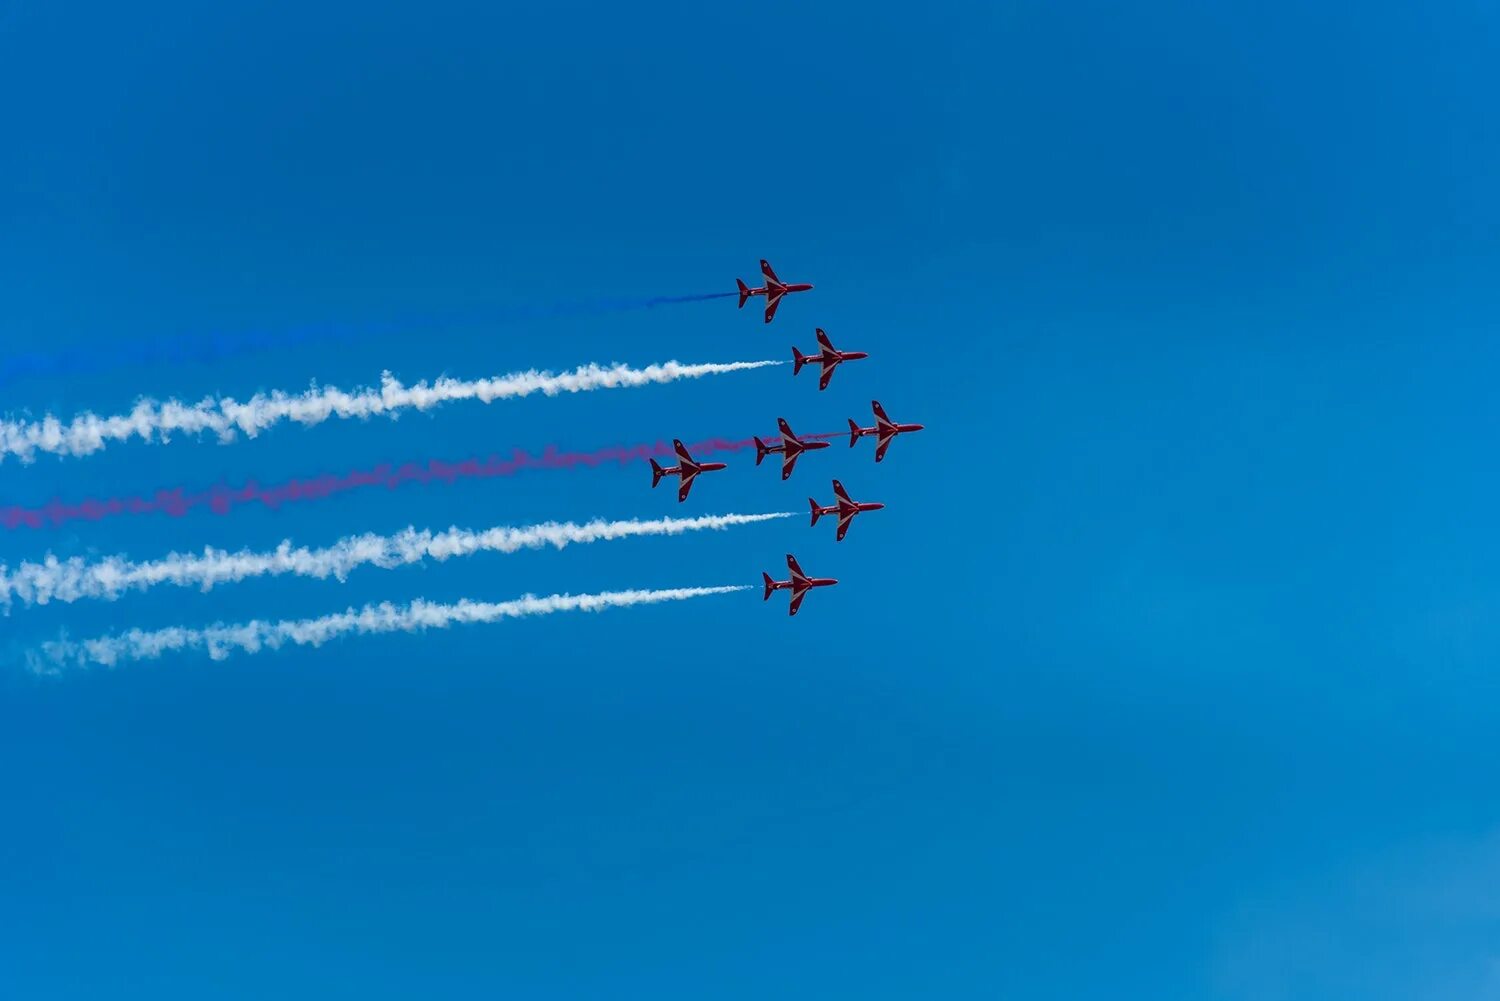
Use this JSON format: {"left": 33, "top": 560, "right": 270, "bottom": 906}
{"left": 1, "top": 512, "right": 791, "bottom": 609}
{"left": 1, "top": 432, "right": 841, "bottom": 531}
{"left": 31, "top": 585, "right": 751, "bottom": 671}
{"left": 0, "top": 359, "right": 782, "bottom": 464}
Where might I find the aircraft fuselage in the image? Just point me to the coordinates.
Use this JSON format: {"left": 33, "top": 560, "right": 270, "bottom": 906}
{"left": 746, "top": 281, "right": 813, "bottom": 298}
{"left": 814, "top": 350, "right": 868, "bottom": 365}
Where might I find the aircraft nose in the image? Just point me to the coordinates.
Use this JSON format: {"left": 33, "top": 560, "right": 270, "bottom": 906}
{"left": 869, "top": 503, "right": 886, "bottom": 511}
{"left": 911, "top": 423, "right": 926, "bottom": 431}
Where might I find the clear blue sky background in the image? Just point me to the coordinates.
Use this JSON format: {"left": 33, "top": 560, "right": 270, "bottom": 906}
{"left": 2, "top": 2, "right": 1498, "bottom": 998}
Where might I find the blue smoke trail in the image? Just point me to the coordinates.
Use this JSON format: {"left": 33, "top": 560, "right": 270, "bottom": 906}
{"left": 0, "top": 291, "right": 738, "bottom": 389}
{"left": 0, "top": 324, "right": 368, "bottom": 388}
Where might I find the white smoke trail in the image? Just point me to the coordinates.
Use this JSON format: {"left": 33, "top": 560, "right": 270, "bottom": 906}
{"left": 31, "top": 585, "right": 752, "bottom": 671}
{"left": 0, "top": 359, "right": 782, "bottom": 463}
{"left": 0, "top": 512, "right": 791, "bottom": 610}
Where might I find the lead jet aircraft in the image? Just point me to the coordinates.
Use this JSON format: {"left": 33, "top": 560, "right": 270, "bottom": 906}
{"left": 736, "top": 259, "right": 813, "bottom": 323}
{"left": 753, "top": 418, "right": 831, "bottom": 480}
{"left": 650, "top": 439, "right": 727, "bottom": 502}
{"left": 809, "top": 479, "right": 885, "bottom": 542}
{"left": 792, "top": 328, "right": 868, "bottom": 391}
{"left": 848, "top": 400, "right": 926, "bottom": 463}
{"left": 762, "top": 553, "right": 839, "bottom": 616}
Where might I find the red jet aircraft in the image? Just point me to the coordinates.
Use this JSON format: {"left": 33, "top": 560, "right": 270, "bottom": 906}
{"left": 736, "top": 259, "right": 813, "bottom": 324}
{"left": 809, "top": 479, "right": 885, "bottom": 542}
{"left": 848, "top": 400, "right": 926, "bottom": 462}
{"left": 753, "top": 418, "right": 831, "bottom": 480}
{"left": 792, "top": 328, "right": 868, "bottom": 391}
{"left": 650, "top": 439, "right": 727, "bottom": 502}
{"left": 762, "top": 553, "right": 838, "bottom": 616}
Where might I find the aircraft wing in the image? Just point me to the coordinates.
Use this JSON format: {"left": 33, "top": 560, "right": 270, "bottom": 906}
{"left": 787, "top": 587, "right": 808, "bottom": 616}
{"left": 776, "top": 417, "right": 796, "bottom": 441}
{"left": 818, "top": 361, "right": 836, "bottom": 391}
{"left": 815, "top": 327, "right": 835, "bottom": 353}
{"left": 673, "top": 439, "right": 699, "bottom": 470}
{"left": 832, "top": 480, "right": 852, "bottom": 504}
{"left": 760, "top": 259, "right": 782, "bottom": 284}
{"left": 874, "top": 431, "right": 894, "bottom": 463}
{"left": 763, "top": 291, "right": 784, "bottom": 324}
{"left": 677, "top": 470, "right": 696, "bottom": 502}
{"left": 871, "top": 400, "right": 893, "bottom": 430}
{"left": 786, "top": 553, "right": 808, "bottom": 583}
{"left": 781, "top": 449, "right": 800, "bottom": 480}
{"left": 836, "top": 512, "right": 854, "bottom": 542}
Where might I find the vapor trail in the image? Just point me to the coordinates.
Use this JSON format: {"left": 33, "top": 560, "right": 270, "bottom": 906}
{"left": 1, "top": 512, "right": 791, "bottom": 610}
{"left": 0, "top": 359, "right": 782, "bottom": 464}
{"left": 1, "top": 432, "right": 840, "bottom": 531}
{"left": 31, "top": 585, "right": 751, "bottom": 671}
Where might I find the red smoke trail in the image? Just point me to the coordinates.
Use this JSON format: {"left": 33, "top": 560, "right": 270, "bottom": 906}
{"left": 0, "top": 432, "right": 843, "bottom": 531}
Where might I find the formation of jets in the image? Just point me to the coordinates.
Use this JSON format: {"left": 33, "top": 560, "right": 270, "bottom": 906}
{"left": 651, "top": 258, "right": 927, "bottom": 614}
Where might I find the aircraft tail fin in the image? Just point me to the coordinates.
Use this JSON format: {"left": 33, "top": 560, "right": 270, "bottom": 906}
{"left": 736, "top": 278, "right": 751, "bottom": 309}
{"left": 753, "top": 436, "right": 769, "bottom": 466}
{"left": 792, "top": 346, "right": 807, "bottom": 375}
{"left": 649, "top": 458, "right": 665, "bottom": 488}
{"left": 848, "top": 418, "right": 862, "bottom": 447}
{"left": 762, "top": 572, "right": 775, "bottom": 601}
{"left": 809, "top": 498, "right": 822, "bottom": 526}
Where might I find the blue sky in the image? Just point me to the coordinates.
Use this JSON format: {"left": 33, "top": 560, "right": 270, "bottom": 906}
{"left": 2, "top": 2, "right": 1498, "bottom": 997}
